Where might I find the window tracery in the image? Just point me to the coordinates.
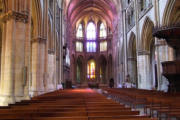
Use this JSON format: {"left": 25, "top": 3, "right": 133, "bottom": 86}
{"left": 99, "top": 23, "right": 107, "bottom": 38}
{"left": 100, "top": 41, "right": 107, "bottom": 52}
{"left": 76, "top": 41, "right": 83, "bottom": 52}
{"left": 87, "top": 22, "right": 96, "bottom": 40}
{"left": 87, "top": 60, "right": 96, "bottom": 79}
{"left": 76, "top": 24, "right": 83, "bottom": 38}
{"left": 86, "top": 42, "right": 96, "bottom": 52}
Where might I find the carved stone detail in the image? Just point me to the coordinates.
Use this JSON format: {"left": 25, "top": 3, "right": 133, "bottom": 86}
{"left": 1, "top": 11, "right": 28, "bottom": 23}
{"left": 31, "top": 37, "right": 46, "bottom": 44}
{"left": 48, "top": 49, "right": 55, "bottom": 54}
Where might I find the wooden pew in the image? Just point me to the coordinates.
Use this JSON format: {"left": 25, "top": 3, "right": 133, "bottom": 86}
{"left": 0, "top": 89, "right": 156, "bottom": 120}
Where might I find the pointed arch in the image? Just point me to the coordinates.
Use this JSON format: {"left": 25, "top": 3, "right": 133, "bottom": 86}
{"left": 76, "top": 23, "right": 83, "bottom": 38}
{"left": 140, "top": 17, "right": 154, "bottom": 51}
{"left": 99, "top": 22, "right": 107, "bottom": 38}
{"left": 99, "top": 55, "right": 107, "bottom": 84}
{"left": 86, "top": 22, "right": 96, "bottom": 40}
{"left": 127, "top": 32, "right": 137, "bottom": 87}
{"left": 87, "top": 59, "right": 96, "bottom": 79}
{"left": 128, "top": 32, "right": 136, "bottom": 58}
{"left": 162, "top": 0, "right": 176, "bottom": 25}
{"left": 76, "top": 55, "right": 84, "bottom": 84}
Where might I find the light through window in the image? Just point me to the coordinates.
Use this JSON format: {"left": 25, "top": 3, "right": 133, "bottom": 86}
{"left": 87, "top": 60, "right": 96, "bottom": 79}
{"left": 76, "top": 24, "right": 83, "bottom": 38}
{"left": 99, "top": 23, "right": 107, "bottom": 38}
{"left": 100, "top": 41, "right": 107, "bottom": 52}
{"left": 76, "top": 41, "right": 83, "bottom": 52}
{"left": 87, "top": 42, "right": 96, "bottom": 52}
{"left": 86, "top": 22, "right": 96, "bottom": 40}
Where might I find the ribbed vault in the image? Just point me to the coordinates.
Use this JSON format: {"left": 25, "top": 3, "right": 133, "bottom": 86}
{"left": 65, "top": 0, "right": 119, "bottom": 29}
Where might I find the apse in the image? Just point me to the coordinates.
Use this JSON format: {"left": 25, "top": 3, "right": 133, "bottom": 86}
{"left": 64, "top": 0, "right": 118, "bottom": 87}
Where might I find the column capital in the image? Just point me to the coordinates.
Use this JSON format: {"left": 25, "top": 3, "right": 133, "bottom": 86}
{"left": 137, "top": 50, "right": 150, "bottom": 55}
{"left": 31, "top": 37, "right": 46, "bottom": 44}
{"left": 48, "top": 49, "right": 55, "bottom": 54}
{"left": 1, "top": 11, "right": 28, "bottom": 23}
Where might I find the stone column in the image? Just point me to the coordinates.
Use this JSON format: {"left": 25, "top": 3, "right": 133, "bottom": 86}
{"left": 30, "top": 37, "right": 46, "bottom": 96}
{"left": 127, "top": 57, "right": 137, "bottom": 84}
{"left": 84, "top": 60, "right": 87, "bottom": 85}
{"left": 59, "top": 8, "right": 63, "bottom": 86}
{"left": 23, "top": 11, "right": 31, "bottom": 101}
{"left": 137, "top": 50, "right": 152, "bottom": 89}
{"left": 0, "top": 11, "right": 28, "bottom": 106}
{"left": 96, "top": 59, "right": 100, "bottom": 84}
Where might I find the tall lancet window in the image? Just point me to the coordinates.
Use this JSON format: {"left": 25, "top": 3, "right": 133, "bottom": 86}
{"left": 99, "top": 23, "right": 107, "bottom": 38}
{"left": 87, "top": 60, "right": 96, "bottom": 79}
{"left": 86, "top": 22, "right": 96, "bottom": 40}
{"left": 86, "top": 22, "right": 97, "bottom": 52}
{"left": 76, "top": 24, "right": 83, "bottom": 38}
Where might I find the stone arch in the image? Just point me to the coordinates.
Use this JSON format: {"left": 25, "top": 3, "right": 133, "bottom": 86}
{"left": 108, "top": 54, "right": 113, "bottom": 81}
{"left": 138, "top": 17, "right": 156, "bottom": 89}
{"left": 140, "top": 17, "right": 154, "bottom": 52}
{"left": 99, "top": 55, "right": 107, "bottom": 84}
{"left": 127, "top": 32, "right": 137, "bottom": 87}
{"left": 87, "top": 56, "right": 96, "bottom": 61}
{"left": 87, "top": 58, "right": 96, "bottom": 81}
{"left": 76, "top": 55, "right": 84, "bottom": 84}
{"left": 164, "top": 0, "right": 180, "bottom": 25}
{"left": 162, "top": 0, "right": 176, "bottom": 25}
{"left": 128, "top": 32, "right": 136, "bottom": 58}
{"left": 75, "top": 20, "right": 85, "bottom": 39}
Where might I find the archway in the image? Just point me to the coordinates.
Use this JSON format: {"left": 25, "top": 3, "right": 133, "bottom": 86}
{"left": 87, "top": 59, "right": 96, "bottom": 80}
{"left": 150, "top": 41, "right": 158, "bottom": 89}
{"left": 76, "top": 56, "right": 83, "bottom": 84}
{"left": 99, "top": 55, "right": 107, "bottom": 84}
{"left": 128, "top": 32, "right": 137, "bottom": 88}
{"left": 138, "top": 17, "right": 155, "bottom": 89}
{"left": 108, "top": 55, "right": 113, "bottom": 82}
{"left": 162, "top": 0, "right": 180, "bottom": 60}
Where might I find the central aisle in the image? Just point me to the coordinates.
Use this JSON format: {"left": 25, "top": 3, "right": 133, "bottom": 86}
{"left": 0, "top": 89, "right": 157, "bottom": 120}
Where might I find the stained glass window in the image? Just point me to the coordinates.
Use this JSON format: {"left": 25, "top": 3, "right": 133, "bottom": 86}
{"left": 87, "top": 42, "right": 96, "bottom": 52}
{"left": 76, "top": 41, "right": 83, "bottom": 52}
{"left": 100, "top": 41, "right": 107, "bottom": 52}
{"left": 87, "top": 60, "right": 96, "bottom": 79}
{"left": 76, "top": 24, "right": 83, "bottom": 38}
{"left": 87, "top": 22, "right": 96, "bottom": 40}
{"left": 99, "top": 23, "right": 107, "bottom": 38}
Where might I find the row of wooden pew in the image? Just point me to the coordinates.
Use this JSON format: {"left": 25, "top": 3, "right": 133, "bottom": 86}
{"left": 103, "top": 88, "right": 180, "bottom": 120}
{"left": 0, "top": 89, "right": 157, "bottom": 120}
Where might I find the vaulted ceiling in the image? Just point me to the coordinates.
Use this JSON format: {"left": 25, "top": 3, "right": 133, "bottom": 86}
{"left": 65, "top": 0, "right": 120, "bottom": 29}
